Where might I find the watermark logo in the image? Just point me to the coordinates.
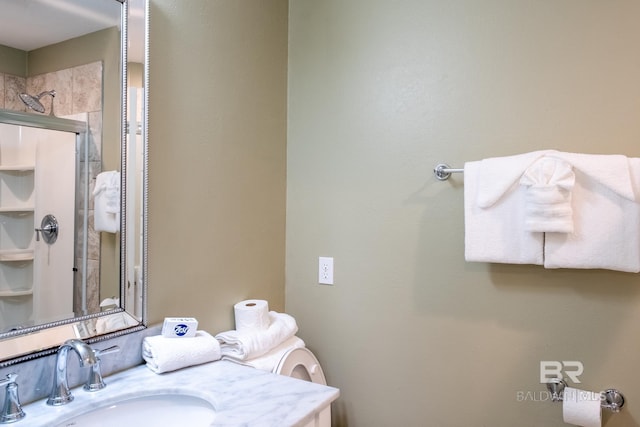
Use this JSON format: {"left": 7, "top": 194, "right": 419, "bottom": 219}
{"left": 516, "top": 389, "right": 601, "bottom": 403}
{"left": 516, "top": 391, "right": 554, "bottom": 402}
{"left": 540, "top": 361, "right": 583, "bottom": 384}
{"left": 517, "top": 360, "right": 586, "bottom": 402}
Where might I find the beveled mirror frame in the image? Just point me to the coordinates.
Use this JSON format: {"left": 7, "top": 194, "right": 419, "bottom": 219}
{"left": 0, "top": 0, "right": 148, "bottom": 367}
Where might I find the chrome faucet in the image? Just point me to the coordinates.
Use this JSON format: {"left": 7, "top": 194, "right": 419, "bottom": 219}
{"left": 47, "top": 339, "right": 97, "bottom": 406}
{"left": 84, "top": 345, "right": 120, "bottom": 392}
{"left": 0, "top": 373, "right": 25, "bottom": 423}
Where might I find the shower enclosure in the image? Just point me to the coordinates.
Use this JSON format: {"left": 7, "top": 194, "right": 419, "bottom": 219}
{"left": 0, "top": 109, "right": 87, "bottom": 331}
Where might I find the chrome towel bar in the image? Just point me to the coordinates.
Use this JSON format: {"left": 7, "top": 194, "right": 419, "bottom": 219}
{"left": 433, "top": 163, "right": 463, "bottom": 181}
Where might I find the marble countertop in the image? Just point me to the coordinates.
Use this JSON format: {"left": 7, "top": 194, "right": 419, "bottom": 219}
{"left": 20, "top": 360, "right": 340, "bottom": 426}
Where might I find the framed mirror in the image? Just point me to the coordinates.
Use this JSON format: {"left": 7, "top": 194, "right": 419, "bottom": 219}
{"left": 0, "top": 0, "right": 148, "bottom": 365}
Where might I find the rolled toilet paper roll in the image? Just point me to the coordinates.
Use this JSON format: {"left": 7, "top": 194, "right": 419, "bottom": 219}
{"left": 562, "top": 387, "right": 602, "bottom": 427}
{"left": 234, "top": 299, "right": 270, "bottom": 332}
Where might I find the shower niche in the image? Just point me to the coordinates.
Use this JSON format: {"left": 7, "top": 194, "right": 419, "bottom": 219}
{"left": 0, "top": 124, "right": 37, "bottom": 314}
{"left": 0, "top": 118, "right": 78, "bottom": 330}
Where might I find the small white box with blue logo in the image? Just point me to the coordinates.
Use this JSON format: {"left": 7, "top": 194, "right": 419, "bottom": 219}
{"left": 161, "top": 317, "right": 198, "bottom": 338}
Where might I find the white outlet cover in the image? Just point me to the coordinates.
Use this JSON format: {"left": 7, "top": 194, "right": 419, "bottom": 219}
{"left": 318, "top": 256, "right": 334, "bottom": 285}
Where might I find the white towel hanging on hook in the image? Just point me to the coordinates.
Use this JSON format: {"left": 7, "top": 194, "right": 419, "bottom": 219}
{"left": 93, "top": 171, "right": 120, "bottom": 233}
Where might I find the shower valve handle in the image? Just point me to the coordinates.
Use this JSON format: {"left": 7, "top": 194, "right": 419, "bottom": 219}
{"left": 35, "top": 225, "right": 56, "bottom": 241}
{"left": 35, "top": 214, "right": 58, "bottom": 244}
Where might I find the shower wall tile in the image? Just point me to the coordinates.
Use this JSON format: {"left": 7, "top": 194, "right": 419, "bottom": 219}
{"left": 87, "top": 212, "right": 100, "bottom": 261}
{"left": 25, "top": 75, "right": 45, "bottom": 112}
{"left": 74, "top": 157, "right": 102, "bottom": 317}
{"left": 88, "top": 160, "right": 102, "bottom": 207}
{"left": 4, "top": 75, "right": 26, "bottom": 112}
{"left": 73, "top": 62, "right": 102, "bottom": 114}
{"left": 25, "top": 74, "right": 44, "bottom": 95}
{"left": 27, "top": 70, "right": 73, "bottom": 117}
{"left": 86, "top": 258, "right": 101, "bottom": 312}
{"left": 48, "top": 69, "right": 73, "bottom": 116}
{"left": 73, "top": 208, "right": 100, "bottom": 262}
{"left": 75, "top": 164, "right": 90, "bottom": 216}
{"left": 2, "top": 62, "right": 102, "bottom": 117}
{"left": 88, "top": 111, "right": 103, "bottom": 162}
{"left": 0, "top": 74, "right": 4, "bottom": 109}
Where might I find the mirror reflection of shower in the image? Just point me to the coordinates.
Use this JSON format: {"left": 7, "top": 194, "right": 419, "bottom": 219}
{"left": 19, "top": 90, "right": 56, "bottom": 115}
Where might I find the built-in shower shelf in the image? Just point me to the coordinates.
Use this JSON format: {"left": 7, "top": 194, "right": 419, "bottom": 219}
{"left": 0, "top": 165, "right": 35, "bottom": 172}
{"left": 0, "top": 250, "right": 34, "bottom": 262}
{"left": 0, "top": 207, "right": 34, "bottom": 213}
{"left": 0, "top": 289, "right": 33, "bottom": 297}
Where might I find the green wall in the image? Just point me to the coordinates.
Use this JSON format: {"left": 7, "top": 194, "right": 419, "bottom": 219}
{"left": 147, "top": 0, "right": 288, "bottom": 328}
{"left": 287, "top": 1, "right": 640, "bottom": 426}
{"left": 0, "top": 45, "right": 27, "bottom": 76}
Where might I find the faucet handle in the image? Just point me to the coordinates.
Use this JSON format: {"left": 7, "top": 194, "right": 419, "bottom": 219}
{"left": 0, "top": 374, "right": 16, "bottom": 387}
{"left": 0, "top": 373, "right": 25, "bottom": 424}
{"left": 94, "top": 345, "right": 120, "bottom": 358}
{"left": 84, "top": 345, "right": 120, "bottom": 392}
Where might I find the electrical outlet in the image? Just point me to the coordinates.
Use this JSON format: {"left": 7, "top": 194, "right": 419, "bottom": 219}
{"left": 318, "top": 257, "right": 334, "bottom": 285}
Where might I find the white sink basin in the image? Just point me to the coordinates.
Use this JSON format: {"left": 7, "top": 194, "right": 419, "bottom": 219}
{"left": 53, "top": 394, "right": 216, "bottom": 427}
{"left": 23, "top": 361, "right": 338, "bottom": 427}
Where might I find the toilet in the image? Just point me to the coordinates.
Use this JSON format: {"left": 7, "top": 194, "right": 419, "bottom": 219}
{"left": 274, "top": 347, "right": 327, "bottom": 385}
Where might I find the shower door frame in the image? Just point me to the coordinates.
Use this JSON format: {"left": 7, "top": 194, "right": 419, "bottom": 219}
{"left": 0, "top": 108, "right": 88, "bottom": 329}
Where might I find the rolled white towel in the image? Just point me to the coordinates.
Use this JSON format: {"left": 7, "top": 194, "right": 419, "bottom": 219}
{"left": 215, "top": 312, "right": 298, "bottom": 361}
{"left": 142, "top": 330, "right": 221, "bottom": 374}
{"left": 519, "top": 156, "right": 575, "bottom": 233}
{"left": 221, "top": 336, "right": 306, "bottom": 372}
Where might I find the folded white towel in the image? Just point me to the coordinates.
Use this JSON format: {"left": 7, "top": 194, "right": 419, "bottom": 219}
{"left": 95, "top": 310, "right": 138, "bottom": 334}
{"left": 221, "top": 336, "right": 306, "bottom": 372}
{"left": 464, "top": 156, "right": 545, "bottom": 265}
{"left": 543, "top": 155, "right": 640, "bottom": 272}
{"left": 465, "top": 150, "right": 640, "bottom": 272}
{"left": 474, "top": 150, "right": 553, "bottom": 208}
{"left": 93, "top": 171, "right": 120, "bottom": 233}
{"left": 142, "top": 331, "right": 221, "bottom": 374}
{"left": 553, "top": 152, "right": 636, "bottom": 201}
{"left": 215, "top": 312, "right": 298, "bottom": 361}
{"left": 519, "top": 157, "right": 575, "bottom": 233}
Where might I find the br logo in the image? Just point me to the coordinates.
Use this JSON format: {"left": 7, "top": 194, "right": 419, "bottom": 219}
{"left": 540, "top": 361, "right": 584, "bottom": 384}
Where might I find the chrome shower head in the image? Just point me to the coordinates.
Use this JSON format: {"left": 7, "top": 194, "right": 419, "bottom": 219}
{"left": 19, "top": 90, "right": 56, "bottom": 114}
